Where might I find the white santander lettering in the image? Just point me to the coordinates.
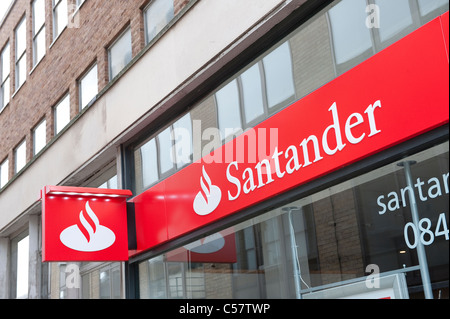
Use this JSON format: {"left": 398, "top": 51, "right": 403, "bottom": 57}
{"left": 225, "top": 100, "right": 383, "bottom": 201}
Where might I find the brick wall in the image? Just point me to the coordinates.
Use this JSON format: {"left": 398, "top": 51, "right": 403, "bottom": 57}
{"left": 0, "top": 0, "right": 191, "bottom": 187}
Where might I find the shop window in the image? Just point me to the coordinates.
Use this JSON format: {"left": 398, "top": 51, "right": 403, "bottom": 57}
{"left": 144, "top": 0, "right": 174, "bottom": 44}
{"left": 33, "top": 0, "right": 46, "bottom": 66}
{"left": 33, "top": 119, "right": 47, "bottom": 156}
{"left": 54, "top": 94, "right": 70, "bottom": 134}
{"left": 0, "top": 158, "right": 8, "bottom": 188}
{"left": 14, "top": 140, "right": 26, "bottom": 174}
{"left": 99, "top": 264, "right": 121, "bottom": 299}
{"left": 262, "top": 41, "right": 296, "bottom": 110}
{"left": 15, "top": 17, "right": 27, "bottom": 90}
{"left": 0, "top": 43, "right": 10, "bottom": 111}
{"left": 138, "top": 141, "right": 449, "bottom": 299}
{"left": 108, "top": 28, "right": 132, "bottom": 80}
{"left": 10, "top": 232, "right": 29, "bottom": 299}
{"left": 53, "top": 0, "right": 68, "bottom": 40}
{"left": 79, "top": 63, "right": 98, "bottom": 110}
{"left": 215, "top": 79, "right": 242, "bottom": 141}
{"left": 99, "top": 174, "right": 118, "bottom": 189}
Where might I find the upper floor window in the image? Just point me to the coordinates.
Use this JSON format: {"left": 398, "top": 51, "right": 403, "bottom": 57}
{"left": 0, "top": 43, "right": 10, "bottom": 111}
{"left": 0, "top": 158, "right": 9, "bottom": 188}
{"left": 33, "top": 0, "right": 46, "bottom": 66}
{"left": 144, "top": 0, "right": 174, "bottom": 44}
{"left": 108, "top": 28, "right": 132, "bottom": 80}
{"left": 79, "top": 63, "right": 98, "bottom": 110}
{"left": 33, "top": 119, "right": 47, "bottom": 156}
{"left": 54, "top": 94, "right": 70, "bottom": 134}
{"left": 15, "top": 17, "right": 27, "bottom": 90}
{"left": 53, "top": 0, "right": 68, "bottom": 40}
{"left": 14, "top": 140, "right": 27, "bottom": 174}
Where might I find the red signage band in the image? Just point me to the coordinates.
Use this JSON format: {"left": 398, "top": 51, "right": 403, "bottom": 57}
{"left": 130, "top": 13, "right": 449, "bottom": 256}
{"left": 41, "top": 186, "right": 132, "bottom": 262}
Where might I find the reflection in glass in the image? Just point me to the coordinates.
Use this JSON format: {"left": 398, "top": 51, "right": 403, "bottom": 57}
{"left": 262, "top": 42, "right": 295, "bottom": 108}
{"left": 138, "top": 142, "right": 449, "bottom": 299}
{"left": 158, "top": 126, "right": 174, "bottom": 174}
{"left": 375, "top": 0, "right": 413, "bottom": 42}
{"left": 328, "top": 0, "right": 372, "bottom": 64}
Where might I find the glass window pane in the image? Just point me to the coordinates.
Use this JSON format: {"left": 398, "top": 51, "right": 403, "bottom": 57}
{"left": 157, "top": 126, "right": 174, "bottom": 174}
{"left": 34, "top": 29, "right": 46, "bottom": 65}
{"left": 55, "top": 95, "right": 70, "bottom": 134}
{"left": 262, "top": 42, "right": 295, "bottom": 108}
{"left": 109, "top": 29, "right": 132, "bottom": 79}
{"left": 80, "top": 64, "right": 98, "bottom": 109}
{"left": 15, "top": 140, "right": 26, "bottom": 173}
{"left": 16, "top": 236, "right": 29, "bottom": 299}
{"left": 1, "top": 44, "right": 10, "bottom": 81}
{"left": 1, "top": 78, "right": 9, "bottom": 109}
{"left": 139, "top": 138, "right": 159, "bottom": 188}
{"left": 54, "top": 0, "right": 68, "bottom": 38}
{"left": 328, "top": 0, "right": 372, "bottom": 64}
{"left": 33, "top": 0, "right": 45, "bottom": 32}
{"left": 0, "top": 159, "right": 9, "bottom": 188}
{"left": 216, "top": 79, "right": 242, "bottom": 139}
{"left": 33, "top": 119, "right": 46, "bottom": 155}
{"left": 16, "top": 55, "right": 27, "bottom": 88}
{"left": 375, "top": 0, "right": 413, "bottom": 42}
{"left": 16, "top": 18, "right": 26, "bottom": 57}
{"left": 99, "top": 270, "right": 110, "bottom": 299}
{"left": 145, "top": 0, "right": 174, "bottom": 43}
{"left": 241, "top": 63, "right": 265, "bottom": 124}
{"left": 173, "top": 113, "right": 192, "bottom": 168}
{"left": 418, "top": 0, "right": 449, "bottom": 16}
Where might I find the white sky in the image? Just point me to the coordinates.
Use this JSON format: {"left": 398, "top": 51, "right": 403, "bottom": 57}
{"left": 0, "top": 0, "right": 13, "bottom": 22}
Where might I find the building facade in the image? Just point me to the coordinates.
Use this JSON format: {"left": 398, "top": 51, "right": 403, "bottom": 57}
{"left": 0, "top": 0, "right": 448, "bottom": 299}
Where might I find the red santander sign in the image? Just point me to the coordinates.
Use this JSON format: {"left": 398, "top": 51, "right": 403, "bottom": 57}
{"left": 40, "top": 186, "right": 131, "bottom": 262}
{"left": 131, "top": 13, "right": 449, "bottom": 255}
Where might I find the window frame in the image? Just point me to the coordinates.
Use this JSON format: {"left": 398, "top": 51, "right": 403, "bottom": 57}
{"left": 52, "top": 0, "right": 68, "bottom": 41}
{"left": 0, "top": 42, "right": 10, "bottom": 111}
{"left": 15, "top": 16, "right": 27, "bottom": 91}
{"left": 33, "top": 118, "right": 47, "bottom": 156}
{"left": 143, "top": 0, "right": 175, "bottom": 45}
{"left": 78, "top": 63, "right": 98, "bottom": 110}
{"left": 54, "top": 93, "right": 71, "bottom": 135}
{"left": 108, "top": 27, "right": 132, "bottom": 81}
{"left": 14, "top": 139, "right": 27, "bottom": 174}
{"left": 0, "top": 158, "right": 9, "bottom": 188}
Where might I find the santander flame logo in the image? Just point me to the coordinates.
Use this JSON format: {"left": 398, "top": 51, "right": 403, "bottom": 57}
{"left": 193, "top": 166, "right": 222, "bottom": 216}
{"left": 60, "top": 201, "right": 116, "bottom": 252}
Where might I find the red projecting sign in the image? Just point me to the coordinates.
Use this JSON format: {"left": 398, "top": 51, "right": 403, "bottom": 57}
{"left": 130, "top": 13, "right": 449, "bottom": 255}
{"left": 41, "top": 186, "right": 132, "bottom": 262}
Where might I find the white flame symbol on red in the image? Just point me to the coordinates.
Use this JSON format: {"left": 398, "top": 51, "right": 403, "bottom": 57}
{"left": 60, "top": 201, "right": 115, "bottom": 252}
{"left": 193, "top": 166, "right": 222, "bottom": 216}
